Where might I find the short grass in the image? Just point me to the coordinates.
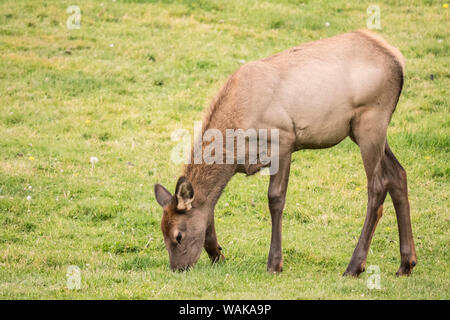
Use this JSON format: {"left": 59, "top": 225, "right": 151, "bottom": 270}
{"left": 0, "top": 0, "right": 448, "bottom": 299}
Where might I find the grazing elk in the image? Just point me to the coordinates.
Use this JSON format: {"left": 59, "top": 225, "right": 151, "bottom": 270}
{"left": 154, "top": 30, "right": 417, "bottom": 276}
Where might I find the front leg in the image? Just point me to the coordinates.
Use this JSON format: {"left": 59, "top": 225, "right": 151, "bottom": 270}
{"left": 267, "top": 151, "right": 292, "bottom": 273}
{"left": 204, "top": 220, "right": 225, "bottom": 263}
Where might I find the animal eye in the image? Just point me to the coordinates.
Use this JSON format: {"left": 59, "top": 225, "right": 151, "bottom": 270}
{"left": 176, "top": 232, "right": 182, "bottom": 244}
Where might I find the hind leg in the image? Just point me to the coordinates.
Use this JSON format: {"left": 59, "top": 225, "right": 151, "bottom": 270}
{"left": 383, "top": 144, "right": 417, "bottom": 276}
{"left": 344, "top": 109, "right": 389, "bottom": 277}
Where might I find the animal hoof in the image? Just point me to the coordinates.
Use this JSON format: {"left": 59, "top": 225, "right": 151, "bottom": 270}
{"left": 343, "top": 264, "right": 365, "bottom": 277}
{"left": 396, "top": 260, "right": 416, "bottom": 276}
{"left": 267, "top": 261, "right": 283, "bottom": 274}
{"left": 343, "top": 270, "right": 360, "bottom": 277}
{"left": 210, "top": 251, "right": 225, "bottom": 264}
{"left": 218, "top": 253, "right": 226, "bottom": 263}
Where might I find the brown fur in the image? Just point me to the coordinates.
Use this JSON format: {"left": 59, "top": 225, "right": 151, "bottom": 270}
{"left": 155, "top": 30, "right": 416, "bottom": 275}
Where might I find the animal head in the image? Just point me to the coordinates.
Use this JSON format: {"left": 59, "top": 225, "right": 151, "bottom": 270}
{"left": 154, "top": 176, "right": 206, "bottom": 271}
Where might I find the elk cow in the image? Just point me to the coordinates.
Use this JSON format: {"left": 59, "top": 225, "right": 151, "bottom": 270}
{"left": 154, "top": 30, "right": 417, "bottom": 276}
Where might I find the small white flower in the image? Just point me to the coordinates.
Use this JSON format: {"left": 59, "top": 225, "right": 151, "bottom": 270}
{"left": 237, "top": 59, "right": 246, "bottom": 64}
{"left": 90, "top": 156, "right": 99, "bottom": 165}
{"left": 109, "top": 43, "right": 114, "bottom": 48}
{"left": 26, "top": 195, "right": 32, "bottom": 201}
{"left": 437, "top": 39, "right": 443, "bottom": 43}
{"left": 325, "top": 22, "right": 330, "bottom": 27}
{"left": 28, "top": 185, "right": 32, "bottom": 190}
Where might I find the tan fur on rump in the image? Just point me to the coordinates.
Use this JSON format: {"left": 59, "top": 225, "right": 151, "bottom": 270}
{"left": 355, "top": 29, "right": 405, "bottom": 73}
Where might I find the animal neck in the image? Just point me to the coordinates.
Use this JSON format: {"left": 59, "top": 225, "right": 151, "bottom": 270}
{"left": 183, "top": 75, "right": 239, "bottom": 211}
{"left": 183, "top": 162, "right": 235, "bottom": 210}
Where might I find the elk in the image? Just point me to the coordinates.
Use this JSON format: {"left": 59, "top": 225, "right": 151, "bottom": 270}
{"left": 154, "top": 30, "right": 417, "bottom": 276}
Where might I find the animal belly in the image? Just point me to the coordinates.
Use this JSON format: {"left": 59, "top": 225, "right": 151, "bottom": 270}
{"left": 293, "top": 112, "right": 352, "bottom": 150}
{"left": 274, "top": 63, "right": 356, "bottom": 150}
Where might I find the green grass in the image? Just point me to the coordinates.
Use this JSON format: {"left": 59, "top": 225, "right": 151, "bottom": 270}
{"left": 0, "top": 0, "right": 448, "bottom": 299}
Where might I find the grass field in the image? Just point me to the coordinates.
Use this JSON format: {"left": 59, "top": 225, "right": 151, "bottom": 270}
{"left": 0, "top": 0, "right": 448, "bottom": 299}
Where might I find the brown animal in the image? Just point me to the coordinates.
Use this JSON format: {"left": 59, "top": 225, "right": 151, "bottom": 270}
{"left": 154, "top": 30, "right": 417, "bottom": 276}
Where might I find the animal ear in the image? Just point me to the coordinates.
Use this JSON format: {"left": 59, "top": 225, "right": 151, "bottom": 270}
{"left": 154, "top": 184, "right": 173, "bottom": 207}
{"left": 174, "top": 176, "right": 194, "bottom": 211}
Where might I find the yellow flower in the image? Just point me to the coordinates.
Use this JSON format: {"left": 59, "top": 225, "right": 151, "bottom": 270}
{"left": 85, "top": 119, "right": 91, "bottom": 124}
{"left": 28, "top": 156, "right": 35, "bottom": 161}
{"left": 443, "top": 4, "right": 448, "bottom": 9}
{"left": 425, "top": 156, "right": 431, "bottom": 160}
